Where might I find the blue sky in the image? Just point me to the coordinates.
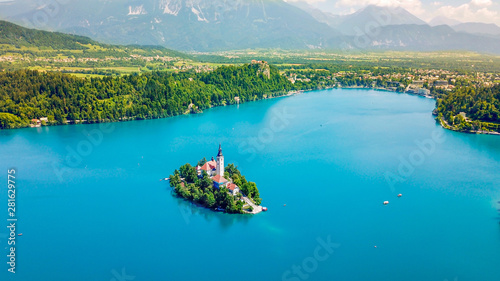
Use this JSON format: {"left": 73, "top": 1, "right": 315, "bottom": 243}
{"left": 286, "top": 0, "right": 500, "bottom": 25}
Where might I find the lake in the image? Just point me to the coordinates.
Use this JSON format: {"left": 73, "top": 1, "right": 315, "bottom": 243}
{"left": 1, "top": 88, "right": 499, "bottom": 281}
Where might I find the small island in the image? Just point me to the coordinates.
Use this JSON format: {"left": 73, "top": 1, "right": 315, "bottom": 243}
{"left": 168, "top": 145, "right": 263, "bottom": 214}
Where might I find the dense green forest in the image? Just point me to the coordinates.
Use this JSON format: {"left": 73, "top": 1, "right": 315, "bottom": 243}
{"left": 169, "top": 162, "right": 260, "bottom": 214}
{"left": 0, "top": 63, "right": 293, "bottom": 129}
{"left": 435, "top": 85, "right": 500, "bottom": 132}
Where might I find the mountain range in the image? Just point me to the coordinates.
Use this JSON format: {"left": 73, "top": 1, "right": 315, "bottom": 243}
{"left": 1, "top": 0, "right": 500, "bottom": 53}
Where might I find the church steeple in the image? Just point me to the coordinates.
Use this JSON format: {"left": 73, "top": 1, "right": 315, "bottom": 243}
{"left": 217, "top": 144, "right": 223, "bottom": 157}
{"left": 216, "top": 144, "right": 224, "bottom": 177}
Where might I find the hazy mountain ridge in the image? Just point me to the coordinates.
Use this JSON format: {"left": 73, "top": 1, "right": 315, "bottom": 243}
{"left": 335, "top": 5, "right": 427, "bottom": 36}
{"left": 428, "top": 16, "right": 461, "bottom": 27}
{"left": 293, "top": 4, "right": 500, "bottom": 54}
{"left": 354, "top": 24, "right": 500, "bottom": 53}
{"left": 5, "top": 0, "right": 341, "bottom": 51}
{"left": 1, "top": 0, "right": 500, "bottom": 53}
{"left": 452, "top": 22, "right": 500, "bottom": 36}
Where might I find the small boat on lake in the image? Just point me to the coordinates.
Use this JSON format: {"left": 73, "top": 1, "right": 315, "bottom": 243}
{"left": 262, "top": 207, "right": 268, "bottom": 211}
{"left": 383, "top": 201, "right": 389, "bottom": 205}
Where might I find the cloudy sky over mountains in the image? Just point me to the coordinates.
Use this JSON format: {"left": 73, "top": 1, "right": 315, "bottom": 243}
{"left": 286, "top": 0, "right": 500, "bottom": 25}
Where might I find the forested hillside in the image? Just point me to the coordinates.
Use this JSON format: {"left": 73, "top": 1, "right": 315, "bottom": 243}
{"left": 0, "top": 20, "right": 189, "bottom": 63}
{"left": 0, "top": 20, "right": 96, "bottom": 50}
{"left": 0, "top": 63, "right": 294, "bottom": 129}
{"left": 436, "top": 85, "right": 500, "bottom": 132}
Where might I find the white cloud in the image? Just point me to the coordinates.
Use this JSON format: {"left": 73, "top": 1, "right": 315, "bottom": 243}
{"left": 471, "top": 0, "right": 492, "bottom": 7}
{"left": 434, "top": 1, "right": 498, "bottom": 24}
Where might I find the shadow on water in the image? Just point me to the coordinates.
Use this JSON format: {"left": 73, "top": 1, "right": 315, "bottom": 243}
{"left": 497, "top": 201, "right": 500, "bottom": 225}
{"left": 172, "top": 192, "right": 253, "bottom": 229}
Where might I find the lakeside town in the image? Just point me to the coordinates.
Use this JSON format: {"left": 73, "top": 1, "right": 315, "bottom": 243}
{"left": 285, "top": 67, "right": 500, "bottom": 98}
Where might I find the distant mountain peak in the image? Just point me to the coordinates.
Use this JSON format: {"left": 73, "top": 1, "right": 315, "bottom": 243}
{"left": 336, "top": 5, "right": 426, "bottom": 36}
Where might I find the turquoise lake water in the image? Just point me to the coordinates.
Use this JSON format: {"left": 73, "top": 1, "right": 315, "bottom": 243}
{"left": 1, "top": 88, "right": 500, "bottom": 281}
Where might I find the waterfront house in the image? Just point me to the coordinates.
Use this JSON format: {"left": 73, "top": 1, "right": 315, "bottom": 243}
{"left": 226, "top": 183, "right": 239, "bottom": 195}
{"left": 30, "top": 119, "right": 41, "bottom": 127}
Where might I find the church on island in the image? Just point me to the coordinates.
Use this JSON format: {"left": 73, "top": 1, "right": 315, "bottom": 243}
{"left": 196, "top": 145, "right": 240, "bottom": 195}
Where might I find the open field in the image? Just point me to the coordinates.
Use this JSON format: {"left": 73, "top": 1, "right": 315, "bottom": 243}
{"left": 3, "top": 46, "right": 500, "bottom": 77}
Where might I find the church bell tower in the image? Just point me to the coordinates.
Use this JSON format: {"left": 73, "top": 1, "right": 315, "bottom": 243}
{"left": 216, "top": 144, "right": 224, "bottom": 177}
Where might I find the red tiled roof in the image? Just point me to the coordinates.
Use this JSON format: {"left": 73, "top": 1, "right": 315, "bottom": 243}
{"left": 199, "top": 161, "right": 216, "bottom": 171}
{"left": 227, "top": 183, "right": 238, "bottom": 191}
{"left": 212, "top": 174, "right": 227, "bottom": 183}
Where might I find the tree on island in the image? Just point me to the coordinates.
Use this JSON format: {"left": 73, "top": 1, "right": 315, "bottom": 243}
{"left": 179, "top": 163, "right": 198, "bottom": 183}
{"left": 197, "top": 157, "right": 207, "bottom": 167}
{"left": 224, "top": 163, "right": 261, "bottom": 205}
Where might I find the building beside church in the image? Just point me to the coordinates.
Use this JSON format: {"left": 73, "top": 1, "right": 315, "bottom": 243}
{"left": 198, "top": 159, "right": 217, "bottom": 176}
